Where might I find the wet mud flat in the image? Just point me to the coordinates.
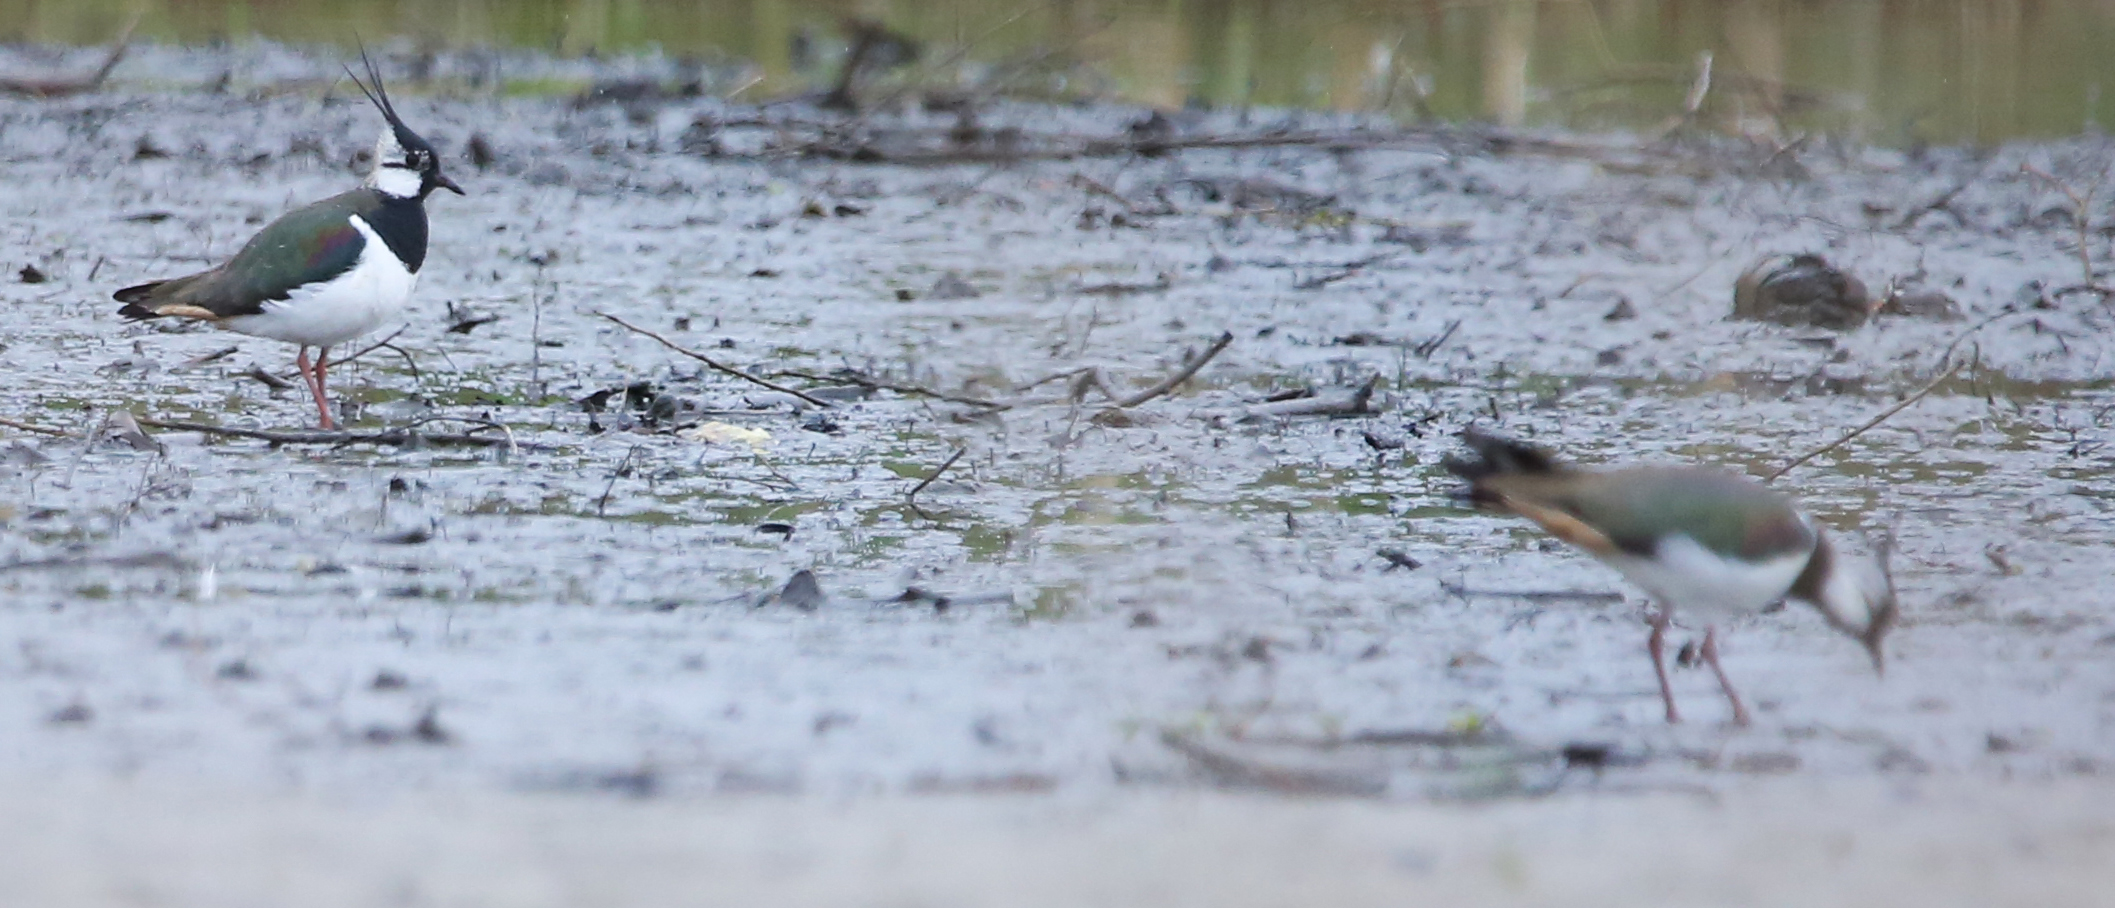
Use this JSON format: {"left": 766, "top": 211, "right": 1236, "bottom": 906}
{"left": 2, "top": 45, "right": 2114, "bottom": 900}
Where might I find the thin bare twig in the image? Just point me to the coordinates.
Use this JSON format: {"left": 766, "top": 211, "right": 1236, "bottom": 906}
{"left": 596, "top": 445, "right": 642, "bottom": 518}
{"left": 1933, "top": 305, "right": 2024, "bottom": 367}
{"left": 1765, "top": 358, "right": 1965, "bottom": 483}
{"left": 1414, "top": 319, "right": 1462, "bottom": 359}
{"left": 2021, "top": 163, "right": 2109, "bottom": 293}
{"left": 906, "top": 446, "right": 967, "bottom": 520}
{"left": 1893, "top": 174, "right": 1976, "bottom": 231}
{"left": 1112, "top": 331, "right": 1234, "bottom": 408}
{"left": 595, "top": 311, "right": 833, "bottom": 408}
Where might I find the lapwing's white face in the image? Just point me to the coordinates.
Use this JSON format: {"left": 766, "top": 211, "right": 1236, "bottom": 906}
{"left": 368, "top": 127, "right": 429, "bottom": 198}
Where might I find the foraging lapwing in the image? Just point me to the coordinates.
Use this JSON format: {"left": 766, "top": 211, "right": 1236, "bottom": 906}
{"left": 1445, "top": 428, "right": 1897, "bottom": 725}
{"left": 114, "top": 51, "right": 462, "bottom": 429}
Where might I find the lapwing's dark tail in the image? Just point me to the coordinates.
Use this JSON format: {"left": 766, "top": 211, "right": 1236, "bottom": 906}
{"left": 114, "top": 280, "right": 168, "bottom": 320}
{"left": 1443, "top": 428, "right": 1566, "bottom": 506}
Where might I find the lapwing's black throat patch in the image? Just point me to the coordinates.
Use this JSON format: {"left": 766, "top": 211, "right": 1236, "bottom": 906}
{"left": 363, "top": 194, "right": 430, "bottom": 273}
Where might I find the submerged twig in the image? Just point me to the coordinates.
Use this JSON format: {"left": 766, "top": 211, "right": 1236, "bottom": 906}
{"left": 1438, "top": 579, "right": 1626, "bottom": 604}
{"left": 1112, "top": 331, "right": 1234, "bottom": 408}
{"left": 906, "top": 446, "right": 967, "bottom": 520}
{"left": 778, "top": 368, "right": 1007, "bottom": 409}
{"left": 1765, "top": 358, "right": 1965, "bottom": 483}
{"left": 595, "top": 311, "right": 833, "bottom": 408}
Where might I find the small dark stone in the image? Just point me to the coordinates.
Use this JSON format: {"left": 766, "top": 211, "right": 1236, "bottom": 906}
{"left": 466, "top": 133, "right": 496, "bottom": 170}
{"left": 1732, "top": 254, "right": 1873, "bottom": 330}
{"left": 412, "top": 709, "right": 452, "bottom": 745}
{"left": 370, "top": 671, "right": 409, "bottom": 691}
{"left": 47, "top": 703, "right": 93, "bottom": 724}
{"left": 1129, "top": 609, "right": 1160, "bottom": 628}
{"left": 376, "top": 525, "right": 433, "bottom": 545}
{"left": 1603, "top": 298, "right": 1637, "bottom": 321}
{"left": 18, "top": 264, "right": 47, "bottom": 283}
{"left": 770, "top": 570, "right": 825, "bottom": 611}
{"left": 1562, "top": 742, "right": 1612, "bottom": 768}
{"left": 756, "top": 522, "right": 796, "bottom": 538}
{"left": 929, "top": 271, "right": 980, "bottom": 300}
{"left": 1361, "top": 431, "right": 1405, "bottom": 451}
{"left": 215, "top": 660, "right": 256, "bottom": 681}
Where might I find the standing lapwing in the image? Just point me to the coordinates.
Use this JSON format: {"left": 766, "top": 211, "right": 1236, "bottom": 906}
{"left": 114, "top": 51, "right": 462, "bottom": 429}
{"left": 1445, "top": 428, "right": 1897, "bottom": 725}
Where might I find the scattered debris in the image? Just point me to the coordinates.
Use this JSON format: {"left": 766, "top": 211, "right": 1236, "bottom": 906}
{"left": 680, "top": 422, "right": 774, "bottom": 451}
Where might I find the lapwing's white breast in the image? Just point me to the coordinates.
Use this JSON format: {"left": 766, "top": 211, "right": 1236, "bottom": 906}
{"left": 1601, "top": 532, "right": 1812, "bottom": 624}
{"left": 222, "top": 214, "right": 414, "bottom": 348}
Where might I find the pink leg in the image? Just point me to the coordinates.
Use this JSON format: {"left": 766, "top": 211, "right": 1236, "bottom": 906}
{"left": 1648, "top": 609, "right": 1681, "bottom": 724}
{"left": 294, "top": 347, "right": 319, "bottom": 401}
{"left": 313, "top": 347, "right": 334, "bottom": 429}
{"left": 295, "top": 346, "right": 334, "bottom": 429}
{"left": 1700, "top": 627, "right": 1751, "bottom": 726}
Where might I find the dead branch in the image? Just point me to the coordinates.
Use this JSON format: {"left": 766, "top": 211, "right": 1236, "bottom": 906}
{"left": 0, "top": 551, "right": 187, "bottom": 573}
{"left": 1765, "top": 358, "right": 1965, "bottom": 483}
{"left": 1108, "top": 331, "right": 1234, "bottom": 409}
{"left": 595, "top": 311, "right": 834, "bottom": 408}
{"left": 1241, "top": 376, "right": 1381, "bottom": 419}
{"left": 138, "top": 418, "right": 550, "bottom": 450}
{"left": 0, "top": 417, "right": 71, "bottom": 437}
{"left": 0, "top": 14, "right": 137, "bottom": 97}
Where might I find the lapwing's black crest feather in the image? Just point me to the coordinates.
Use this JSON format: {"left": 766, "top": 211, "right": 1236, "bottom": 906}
{"left": 1443, "top": 427, "right": 1564, "bottom": 480}
{"left": 344, "top": 41, "right": 404, "bottom": 132}
{"left": 1443, "top": 427, "right": 1567, "bottom": 507}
